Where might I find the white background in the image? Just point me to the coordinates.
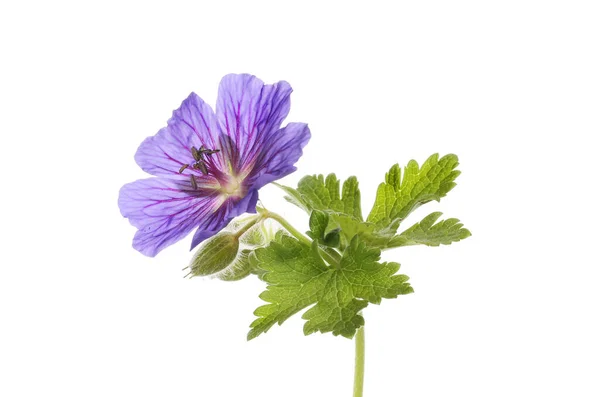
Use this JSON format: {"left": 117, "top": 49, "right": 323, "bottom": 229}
{"left": 1, "top": 1, "right": 599, "bottom": 396}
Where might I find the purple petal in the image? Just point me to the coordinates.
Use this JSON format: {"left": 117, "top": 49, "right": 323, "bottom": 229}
{"left": 248, "top": 122, "right": 311, "bottom": 189}
{"left": 189, "top": 188, "right": 259, "bottom": 249}
{"left": 134, "top": 93, "right": 224, "bottom": 179}
{"left": 216, "top": 74, "right": 292, "bottom": 173}
{"left": 118, "top": 178, "right": 225, "bottom": 257}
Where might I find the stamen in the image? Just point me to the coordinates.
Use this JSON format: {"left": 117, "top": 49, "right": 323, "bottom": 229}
{"left": 187, "top": 145, "right": 220, "bottom": 176}
{"left": 191, "top": 147, "right": 201, "bottom": 161}
{"left": 191, "top": 162, "right": 207, "bottom": 174}
{"left": 198, "top": 161, "right": 208, "bottom": 175}
{"left": 178, "top": 164, "right": 189, "bottom": 174}
{"left": 190, "top": 175, "right": 198, "bottom": 190}
{"left": 199, "top": 145, "right": 220, "bottom": 156}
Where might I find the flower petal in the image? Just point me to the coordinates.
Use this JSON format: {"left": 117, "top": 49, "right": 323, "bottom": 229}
{"left": 134, "top": 93, "right": 223, "bottom": 179}
{"left": 216, "top": 74, "right": 292, "bottom": 173}
{"left": 118, "top": 177, "right": 226, "bottom": 257}
{"left": 247, "top": 122, "right": 311, "bottom": 189}
{"left": 190, "top": 188, "right": 259, "bottom": 249}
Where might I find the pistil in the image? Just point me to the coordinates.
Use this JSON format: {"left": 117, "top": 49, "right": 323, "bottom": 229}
{"left": 220, "top": 175, "right": 244, "bottom": 197}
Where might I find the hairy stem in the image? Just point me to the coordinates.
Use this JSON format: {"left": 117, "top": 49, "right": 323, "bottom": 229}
{"left": 354, "top": 324, "right": 365, "bottom": 397}
{"left": 263, "top": 211, "right": 311, "bottom": 244}
{"left": 233, "top": 215, "right": 261, "bottom": 238}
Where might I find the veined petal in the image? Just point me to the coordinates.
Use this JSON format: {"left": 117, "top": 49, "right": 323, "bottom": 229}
{"left": 134, "top": 93, "right": 224, "bottom": 179}
{"left": 247, "top": 122, "right": 311, "bottom": 189}
{"left": 216, "top": 74, "right": 292, "bottom": 173}
{"left": 120, "top": 74, "right": 310, "bottom": 257}
{"left": 190, "top": 188, "right": 259, "bottom": 249}
{"left": 118, "top": 178, "right": 226, "bottom": 257}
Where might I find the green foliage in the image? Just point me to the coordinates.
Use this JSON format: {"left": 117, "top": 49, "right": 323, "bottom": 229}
{"left": 387, "top": 212, "right": 472, "bottom": 248}
{"left": 282, "top": 174, "right": 364, "bottom": 248}
{"left": 306, "top": 210, "right": 342, "bottom": 248}
{"left": 367, "top": 153, "right": 460, "bottom": 227}
{"left": 307, "top": 210, "right": 329, "bottom": 241}
{"left": 248, "top": 234, "right": 413, "bottom": 340}
{"left": 280, "top": 154, "right": 468, "bottom": 250}
{"left": 287, "top": 174, "right": 363, "bottom": 220}
{"left": 323, "top": 228, "right": 341, "bottom": 248}
{"left": 246, "top": 153, "right": 470, "bottom": 340}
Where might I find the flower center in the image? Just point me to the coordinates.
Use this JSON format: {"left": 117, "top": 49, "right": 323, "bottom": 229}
{"left": 220, "top": 175, "right": 244, "bottom": 198}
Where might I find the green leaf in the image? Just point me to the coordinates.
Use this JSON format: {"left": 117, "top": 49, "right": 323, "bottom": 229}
{"left": 387, "top": 212, "right": 472, "bottom": 248}
{"left": 325, "top": 174, "right": 343, "bottom": 212}
{"left": 278, "top": 174, "right": 365, "bottom": 248}
{"left": 248, "top": 235, "right": 413, "bottom": 340}
{"left": 298, "top": 174, "right": 333, "bottom": 209}
{"left": 341, "top": 176, "right": 362, "bottom": 220}
{"left": 277, "top": 154, "right": 468, "bottom": 252}
{"left": 367, "top": 154, "right": 460, "bottom": 227}
{"left": 283, "top": 174, "right": 363, "bottom": 220}
{"left": 367, "top": 183, "right": 396, "bottom": 225}
{"left": 247, "top": 237, "right": 331, "bottom": 340}
{"left": 274, "top": 182, "right": 310, "bottom": 213}
{"left": 307, "top": 210, "right": 341, "bottom": 248}
{"left": 307, "top": 210, "right": 329, "bottom": 241}
{"left": 386, "top": 163, "right": 401, "bottom": 190}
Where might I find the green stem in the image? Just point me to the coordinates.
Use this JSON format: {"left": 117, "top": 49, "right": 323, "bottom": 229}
{"left": 233, "top": 215, "right": 261, "bottom": 238}
{"left": 264, "top": 211, "right": 311, "bottom": 244}
{"left": 354, "top": 324, "right": 365, "bottom": 397}
{"left": 324, "top": 247, "right": 343, "bottom": 263}
{"left": 262, "top": 210, "right": 341, "bottom": 267}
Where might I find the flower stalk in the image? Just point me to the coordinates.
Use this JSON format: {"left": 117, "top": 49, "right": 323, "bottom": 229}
{"left": 354, "top": 324, "right": 365, "bottom": 397}
{"left": 233, "top": 215, "right": 262, "bottom": 239}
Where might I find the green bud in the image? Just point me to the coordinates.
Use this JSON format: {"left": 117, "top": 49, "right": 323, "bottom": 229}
{"left": 308, "top": 210, "right": 329, "bottom": 241}
{"left": 240, "top": 225, "right": 267, "bottom": 246}
{"left": 189, "top": 233, "right": 239, "bottom": 277}
{"left": 217, "top": 249, "right": 253, "bottom": 281}
{"left": 323, "top": 228, "right": 341, "bottom": 248}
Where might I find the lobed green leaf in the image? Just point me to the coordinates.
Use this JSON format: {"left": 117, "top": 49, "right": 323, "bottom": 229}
{"left": 282, "top": 174, "right": 363, "bottom": 220}
{"left": 248, "top": 235, "right": 413, "bottom": 340}
{"left": 276, "top": 154, "right": 469, "bottom": 251}
{"left": 367, "top": 153, "right": 460, "bottom": 228}
{"left": 387, "top": 212, "right": 472, "bottom": 248}
{"left": 307, "top": 210, "right": 329, "bottom": 241}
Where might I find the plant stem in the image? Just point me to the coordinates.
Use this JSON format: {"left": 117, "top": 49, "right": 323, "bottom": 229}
{"left": 233, "top": 215, "right": 261, "bottom": 238}
{"left": 354, "top": 324, "right": 365, "bottom": 397}
{"left": 262, "top": 210, "right": 342, "bottom": 267}
{"left": 264, "top": 211, "right": 311, "bottom": 244}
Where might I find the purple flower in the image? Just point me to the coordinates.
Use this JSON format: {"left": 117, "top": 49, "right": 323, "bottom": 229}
{"left": 118, "top": 74, "right": 310, "bottom": 257}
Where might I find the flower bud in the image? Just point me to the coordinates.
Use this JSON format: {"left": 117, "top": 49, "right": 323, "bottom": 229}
{"left": 240, "top": 225, "right": 267, "bottom": 246}
{"left": 189, "top": 232, "right": 239, "bottom": 277}
{"left": 323, "top": 228, "right": 341, "bottom": 248}
{"left": 217, "top": 249, "right": 252, "bottom": 281}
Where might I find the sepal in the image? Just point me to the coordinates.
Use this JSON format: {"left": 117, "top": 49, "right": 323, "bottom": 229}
{"left": 218, "top": 249, "right": 253, "bottom": 281}
{"left": 188, "top": 232, "right": 240, "bottom": 277}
